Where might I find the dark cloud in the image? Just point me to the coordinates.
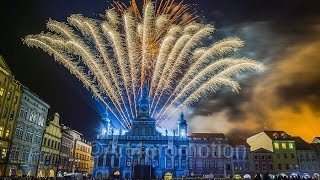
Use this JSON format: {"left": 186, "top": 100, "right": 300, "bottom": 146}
{"left": 188, "top": 1, "right": 320, "bottom": 141}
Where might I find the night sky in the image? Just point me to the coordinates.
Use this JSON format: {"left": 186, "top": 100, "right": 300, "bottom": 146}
{"left": 1, "top": 0, "right": 320, "bottom": 141}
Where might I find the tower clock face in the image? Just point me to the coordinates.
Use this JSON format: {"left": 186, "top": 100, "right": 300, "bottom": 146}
{"left": 141, "top": 105, "right": 148, "bottom": 112}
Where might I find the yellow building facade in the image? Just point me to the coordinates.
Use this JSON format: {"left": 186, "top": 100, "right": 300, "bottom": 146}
{"left": 67, "top": 129, "right": 93, "bottom": 176}
{"left": 0, "top": 56, "right": 21, "bottom": 176}
{"left": 38, "top": 113, "right": 62, "bottom": 177}
{"left": 247, "top": 131, "right": 299, "bottom": 174}
{"left": 75, "top": 139, "right": 92, "bottom": 175}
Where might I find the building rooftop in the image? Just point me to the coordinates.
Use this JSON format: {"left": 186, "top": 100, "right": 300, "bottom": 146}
{"left": 263, "top": 130, "right": 293, "bottom": 140}
{"left": 228, "top": 137, "right": 250, "bottom": 147}
{"left": 251, "top": 148, "right": 273, "bottom": 153}
{"left": 189, "top": 133, "right": 226, "bottom": 138}
{"left": 293, "top": 136, "right": 312, "bottom": 150}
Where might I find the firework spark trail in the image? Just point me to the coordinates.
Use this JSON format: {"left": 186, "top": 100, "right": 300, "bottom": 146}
{"left": 149, "top": 36, "right": 177, "bottom": 97}
{"left": 163, "top": 26, "right": 215, "bottom": 89}
{"left": 66, "top": 40, "right": 132, "bottom": 124}
{"left": 155, "top": 58, "right": 244, "bottom": 120}
{"left": 158, "top": 77, "right": 241, "bottom": 126}
{"left": 141, "top": 2, "right": 155, "bottom": 92}
{"left": 154, "top": 37, "right": 245, "bottom": 119}
{"left": 25, "top": 0, "right": 264, "bottom": 130}
{"left": 150, "top": 34, "right": 191, "bottom": 116}
{"left": 158, "top": 60, "right": 264, "bottom": 124}
{"left": 150, "top": 23, "right": 203, "bottom": 111}
{"left": 68, "top": 14, "right": 134, "bottom": 123}
{"left": 150, "top": 23, "right": 201, "bottom": 115}
{"left": 149, "top": 25, "right": 181, "bottom": 96}
{"left": 152, "top": 26, "right": 215, "bottom": 118}
{"left": 101, "top": 20, "right": 134, "bottom": 120}
{"left": 124, "top": 12, "right": 141, "bottom": 116}
{"left": 47, "top": 20, "right": 131, "bottom": 127}
{"left": 23, "top": 36, "right": 129, "bottom": 129}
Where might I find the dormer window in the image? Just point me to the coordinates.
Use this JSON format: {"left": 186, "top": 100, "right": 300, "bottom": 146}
{"left": 273, "top": 133, "right": 279, "bottom": 139}
{"left": 281, "top": 133, "right": 287, "bottom": 139}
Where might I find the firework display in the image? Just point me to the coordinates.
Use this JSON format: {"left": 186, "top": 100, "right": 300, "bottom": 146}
{"left": 24, "top": 0, "right": 264, "bottom": 130}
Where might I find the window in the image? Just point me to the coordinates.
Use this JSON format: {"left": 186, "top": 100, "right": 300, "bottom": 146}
{"left": 98, "top": 156, "right": 104, "bottom": 167}
{"left": 22, "top": 149, "right": 29, "bottom": 162}
{"left": 7, "top": 91, "right": 11, "bottom": 100}
{"left": 277, "top": 153, "right": 280, "bottom": 159}
{"left": 278, "top": 163, "right": 282, "bottom": 170}
{"left": 286, "top": 163, "right": 289, "bottom": 169}
{"left": 2, "top": 107, "right": 8, "bottom": 118}
{"left": 284, "top": 153, "right": 287, "bottom": 159}
{"left": 15, "top": 126, "right": 23, "bottom": 139}
{"left": 1, "top": 148, "right": 7, "bottom": 160}
{"left": 29, "top": 111, "right": 38, "bottom": 122}
{"left": 134, "top": 127, "right": 138, "bottom": 135}
{"left": 262, "top": 163, "right": 266, "bottom": 170}
{"left": 0, "top": 126, "right": 4, "bottom": 137}
{"left": 167, "top": 149, "right": 172, "bottom": 155}
{"left": 47, "top": 139, "right": 51, "bottom": 147}
{"left": 19, "top": 106, "right": 28, "bottom": 119}
{"left": 25, "top": 130, "right": 33, "bottom": 142}
{"left": 254, "top": 155, "right": 258, "bottom": 160}
{"left": 166, "top": 159, "right": 171, "bottom": 167}
{"left": 114, "top": 157, "right": 119, "bottom": 167}
{"left": 274, "top": 142, "right": 279, "bottom": 149}
{"left": 175, "top": 159, "right": 179, "bottom": 167}
{"left": 181, "top": 159, "right": 186, "bottom": 167}
{"left": 270, "top": 164, "right": 273, "bottom": 170}
{"left": 5, "top": 129, "right": 10, "bottom": 138}
{"left": 9, "top": 111, "right": 15, "bottom": 120}
{"left": 153, "top": 159, "right": 159, "bottom": 167}
{"left": 0, "top": 88, "right": 4, "bottom": 96}
{"left": 38, "top": 115, "right": 45, "bottom": 126}
{"left": 289, "top": 143, "right": 294, "bottom": 149}
{"left": 282, "top": 143, "right": 287, "bottom": 149}
{"left": 35, "top": 133, "right": 42, "bottom": 144}
{"left": 13, "top": 96, "right": 18, "bottom": 104}
{"left": 261, "top": 155, "right": 265, "bottom": 159}
{"left": 268, "top": 155, "right": 272, "bottom": 160}
{"left": 255, "top": 163, "right": 259, "bottom": 170}
{"left": 182, "top": 149, "right": 186, "bottom": 154}
{"left": 291, "top": 153, "right": 295, "bottom": 159}
{"left": 201, "top": 148, "right": 207, "bottom": 157}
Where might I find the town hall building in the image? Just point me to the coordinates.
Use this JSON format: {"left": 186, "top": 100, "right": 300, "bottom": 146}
{"left": 93, "top": 92, "right": 189, "bottom": 179}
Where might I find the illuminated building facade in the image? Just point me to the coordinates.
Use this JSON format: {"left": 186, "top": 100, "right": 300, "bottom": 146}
{"left": 66, "top": 129, "right": 92, "bottom": 175}
{"left": 294, "top": 137, "right": 319, "bottom": 174}
{"left": 58, "top": 126, "right": 75, "bottom": 174}
{"left": 7, "top": 86, "right": 49, "bottom": 177}
{"left": 93, "top": 92, "right": 189, "bottom": 179}
{"left": 229, "top": 137, "right": 252, "bottom": 176}
{"left": 247, "top": 131, "right": 299, "bottom": 175}
{"left": 0, "top": 56, "right": 22, "bottom": 176}
{"left": 251, "top": 148, "right": 274, "bottom": 174}
{"left": 39, "top": 113, "right": 62, "bottom": 177}
{"left": 189, "top": 133, "right": 232, "bottom": 178}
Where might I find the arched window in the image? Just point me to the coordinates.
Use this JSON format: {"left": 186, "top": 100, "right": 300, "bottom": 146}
{"left": 148, "top": 126, "right": 152, "bottom": 135}
{"left": 141, "top": 127, "right": 145, "bottom": 135}
{"left": 134, "top": 127, "right": 139, "bottom": 135}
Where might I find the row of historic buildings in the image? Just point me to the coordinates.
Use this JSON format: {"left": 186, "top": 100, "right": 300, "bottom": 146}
{"left": 0, "top": 55, "right": 93, "bottom": 177}
{"left": 93, "top": 90, "right": 320, "bottom": 179}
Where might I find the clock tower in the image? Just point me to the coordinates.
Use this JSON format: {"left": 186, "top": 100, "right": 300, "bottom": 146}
{"left": 137, "top": 89, "right": 150, "bottom": 117}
